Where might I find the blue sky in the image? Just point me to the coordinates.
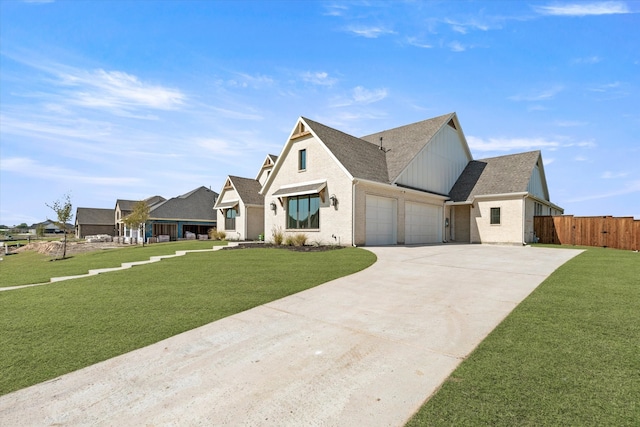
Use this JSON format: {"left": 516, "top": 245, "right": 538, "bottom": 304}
{"left": 1, "top": 0, "right": 638, "bottom": 226}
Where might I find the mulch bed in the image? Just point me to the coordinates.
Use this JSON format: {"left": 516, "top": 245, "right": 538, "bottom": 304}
{"left": 222, "top": 243, "right": 343, "bottom": 252}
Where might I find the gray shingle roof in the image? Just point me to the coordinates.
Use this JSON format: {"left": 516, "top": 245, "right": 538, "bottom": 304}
{"left": 449, "top": 150, "right": 541, "bottom": 202}
{"left": 229, "top": 176, "right": 264, "bottom": 206}
{"left": 150, "top": 186, "right": 218, "bottom": 220}
{"left": 76, "top": 208, "right": 114, "bottom": 225}
{"left": 115, "top": 199, "right": 137, "bottom": 212}
{"left": 360, "top": 113, "right": 455, "bottom": 182}
{"left": 302, "top": 117, "right": 389, "bottom": 183}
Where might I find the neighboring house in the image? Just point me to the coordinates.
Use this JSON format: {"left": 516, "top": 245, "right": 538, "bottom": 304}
{"left": 260, "top": 112, "right": 563, "bottom": 246}
{"left": 75, "top": 207, "right": 115, "bottom": 238}
{"left": 144, "top": 186, "right": 219, "bottom": 241}
{"left": 29, "top": 220, "right": 73, "bottom": 234}
{"left": 115, "top": 196, "right": 165, "bottom": 241}
{"left": 214, "top": 155, "right": 277, "bottom": 240}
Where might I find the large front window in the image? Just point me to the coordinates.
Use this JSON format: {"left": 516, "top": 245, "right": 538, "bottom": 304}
{"left": 225, "top": 208, "right": 237, "bottom": 230}
{"left": 287, "top": 195, "right": 319, "bottom": 229}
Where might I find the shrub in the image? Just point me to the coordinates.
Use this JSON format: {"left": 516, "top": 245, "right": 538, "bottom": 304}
{"left": 272, "top": 226, "right": 284, "bottom": 246}
{"left": 292, "top": 233, "right": 307, "bottom": 247}
{"left": 284, "top": 235, "right": 295, "bottom": 246}
{"left": 208, "top": 228, "right": 226, "bottom": 241}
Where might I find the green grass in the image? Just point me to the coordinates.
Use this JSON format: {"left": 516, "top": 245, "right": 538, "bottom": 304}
{"left": 0, "top": 240, "right": 225, "bottom": 287}
{"left": 407, "top": 246, "right": 640, "bottom": 426}
{"left": 0, "top": 247, "right": 376, "bottom": 395}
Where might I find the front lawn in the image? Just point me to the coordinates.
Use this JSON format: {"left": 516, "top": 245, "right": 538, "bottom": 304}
{"left": 0, "top": 247, "right": 376, "bottom": 395}
{"left": 407, "top": 246, "right": 640, "bottom": 426}
{"left": 0, "top": 240, "right": 224, "bottom": 287}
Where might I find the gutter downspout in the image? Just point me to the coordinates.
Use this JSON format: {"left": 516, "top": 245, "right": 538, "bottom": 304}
{"left": 522, "top": 194, "right": 527, "bottom": 246}
{"left": 352, "top": 180, "right": 357, "bottom": 246}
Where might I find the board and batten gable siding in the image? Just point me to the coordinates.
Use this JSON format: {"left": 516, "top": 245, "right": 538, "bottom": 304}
{"left": 527, "top": 164, "right": 549, "bottom": 201}
{"left": 263, "top": 133, "right": 354, "bottom": 246}
{"left": 471, "top": 197, "right": 524, "bottom": 244}
{"left": 394, "top": 124, "right": 471, "bottom": 195}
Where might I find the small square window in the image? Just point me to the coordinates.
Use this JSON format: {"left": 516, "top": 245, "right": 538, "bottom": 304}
{"left": 490, "top": 207, "right": 501, "bottom": 225}
{"left": 298, "top": 149, "right": 306, "bottom": 171}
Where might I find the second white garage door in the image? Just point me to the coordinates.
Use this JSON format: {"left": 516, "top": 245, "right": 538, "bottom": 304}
{"left": 365, "top": 195, "right": 396, "bottom": 245}
{"left": 405, "top": 202, "right": 442, "bottom": 244}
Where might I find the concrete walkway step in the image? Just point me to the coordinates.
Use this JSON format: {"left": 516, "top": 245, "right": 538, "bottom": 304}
{"left": 0, "top": 243, "right": 235, "bottom": 292}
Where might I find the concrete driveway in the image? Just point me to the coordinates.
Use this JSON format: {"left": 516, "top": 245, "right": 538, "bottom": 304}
{"left": 0, "top": 244, "right": 581, "bottom": 426}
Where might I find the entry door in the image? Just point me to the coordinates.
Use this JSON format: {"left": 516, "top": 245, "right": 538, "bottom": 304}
{"left": 365, "top": 195, "right": 396, "bottom": 245}
{"left": 405, "top": 202, "right": 442, "bottom": 244}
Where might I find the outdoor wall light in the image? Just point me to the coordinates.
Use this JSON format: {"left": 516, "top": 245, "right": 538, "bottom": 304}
{"left": 270, "top": 201, "right": 277, "bottom": 211}
{"left": 329, "top": 194, "right": 338, "bottom": 208}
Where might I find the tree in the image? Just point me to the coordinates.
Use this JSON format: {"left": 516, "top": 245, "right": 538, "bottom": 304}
{"left": 121, "top": 200, "right": 150, "bottom": 246}
{"left": 46, "top": 193, "right": 73, "bottom": 259}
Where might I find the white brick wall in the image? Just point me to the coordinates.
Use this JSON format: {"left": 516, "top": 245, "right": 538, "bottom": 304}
{"left": 263, "top": 134, "right": 354, "bottom": 246}
{"left": 471, "top": 197, "right": 524, "bottom": 244}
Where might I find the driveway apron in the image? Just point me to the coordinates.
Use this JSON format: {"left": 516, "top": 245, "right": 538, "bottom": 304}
{"left": 0, "top": 245, "right": 582, "bottom": 426}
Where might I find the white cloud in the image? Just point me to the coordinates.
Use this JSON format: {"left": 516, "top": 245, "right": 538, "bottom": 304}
{"left": 588, "top": 81, "right": 621, "bottom": 92}
{"left": 554, "top": 120, "right": 588, "bottom": 127}
{"left": 535, "top": 2, "right": 631, "bottom": 16}
{"left": 572, "top": 56, "right": 602, "bottom": 64}
{"left": 227, "top": 72, "right": 275, "bottom": 89}
{"left": 574, "top": 155, "right": 589, "bottom": 161}
{"left": 58, "top": 68, "right": 185, "bottom": 112}
{"left": 346, "top": 25, "right": 395, "bottom": 38}
{"left": 509, "top": 86, "right": 564, "bottom": 101}
{"left": 443, "top": 18, "right": 491, "bottom": 34}
{"left": 0, "top": 157, "right": 140, "bottom": 185}
{"left": 331, "top": 86, "right": 388, "bottom": 107}
{"left": 324, "top": 4, "right": 348, "bottom": 17}
{"left": 449, "top": 41, "right": 466, "bottom": 52}
{"left": 406, "top": 37, "right": 433, "bottom": 49}
{"left": 210, "top": 107, "right": 263, "bottom": 121}
{"left": 568, "top": 180, "right": 640, "bottom": 202}
{"left": 601, "top": 171, "right": 629, "bottom": 179}
{"left": 352, "top": 86, "right": 388, "bottom": 104}
{"left": 301, "top": 71, "right": 338, "bottom": 87}
{"left": 467, "top": 136, "right": 561, "bottom": 151}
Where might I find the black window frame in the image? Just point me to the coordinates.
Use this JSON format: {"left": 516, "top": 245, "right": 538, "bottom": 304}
{"left": 287, "top": 194, "right": 319, "bottom": 229}
{"left": 490, "top": 207, "right": 501, "bottom": 225}
{"left": 298, "top": 149, "right": 307, "bottom": 171}
{"left": 225, "top": 207, "right": 237, "bottom": 230}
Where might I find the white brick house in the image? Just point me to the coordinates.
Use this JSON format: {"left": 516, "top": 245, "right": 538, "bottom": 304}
{"left": 248, "top": 113, "right": 561, "bottom": 245}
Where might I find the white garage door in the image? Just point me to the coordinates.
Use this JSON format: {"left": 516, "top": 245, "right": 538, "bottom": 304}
{"left": 405, "top": 202, "right": 442, "bottom": 244}
{"left": 365, "top": 195, "right": 396, "bottom": 245}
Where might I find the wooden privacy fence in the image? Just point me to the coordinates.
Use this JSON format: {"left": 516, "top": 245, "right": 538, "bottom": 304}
{"left": 534, "top": 215, "right": 640, "bottom": 251}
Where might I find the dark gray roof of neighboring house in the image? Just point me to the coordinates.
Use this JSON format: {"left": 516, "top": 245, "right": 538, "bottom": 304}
{"left": 76, "top": 208, "right": 114, "bottom": 225}
{"left": 267, "top": 154, "right": 278, "bottom": 163}
{"left": 149, "top": 186, "right": 218, "bottom": 221}
{"left": 145, "top": 195, "right": 166, "bottom": 207}
{"left": 117, "top": 196, "right": 166, "bottom": 212}
{"left": 449, "top": 150, "right": 541, "bottom": 202}
{"left": 302, "top": 117, "right": 390, "bottom": 183}
{"left": 229, "top": 176, "right": 264, "bottom": 206}
{"left": 115, "top": 199, "right": 137, "bottom": 211}
{"left": 360, "top": 113, "right": 455, "bottom": 183}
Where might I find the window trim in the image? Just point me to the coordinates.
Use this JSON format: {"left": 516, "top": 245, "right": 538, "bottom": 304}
{"left": 286, "top": 194, "right": 320, "bottom": 230}
{"left": 490, "top": 207, "right": 501, "bottom": 225}
{"left": 225, "top": 207, "right": 237, "bottom": 231}
{"left": 298, "top": 149, "right": 307, "bottom": 171}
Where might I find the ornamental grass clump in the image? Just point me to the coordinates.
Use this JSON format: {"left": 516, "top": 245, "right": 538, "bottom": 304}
{"left": 272, "top": 226, "right": 284, "bottom": 246}
{"left": 292, "top": 233, "right": 307, "bottom": 247}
